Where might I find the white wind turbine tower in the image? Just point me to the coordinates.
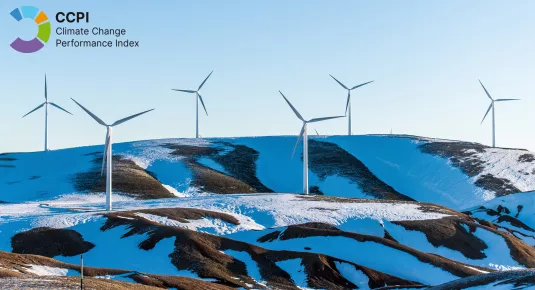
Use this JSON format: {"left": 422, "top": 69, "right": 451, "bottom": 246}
{"left": 329, "top": 75, "right": 373, "bottom": 135}
{"left": 22, "top": 75, "right": 72, "bottom": 151}
{"left": 478, "top": 80, "right": 520, "bottom": 148}
{"left": 71, "top": 99, "right": 153, "bottom": 211}
{"left": 172, "top": 71, "right": 213, "bottom": 138}
{"left": 280, "top": 91, "right": 344, "bottom": 194}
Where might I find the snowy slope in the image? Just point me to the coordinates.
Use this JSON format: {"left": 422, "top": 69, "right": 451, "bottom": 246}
{"left": 1, "top": 135, "right": 533, "bottom": 209}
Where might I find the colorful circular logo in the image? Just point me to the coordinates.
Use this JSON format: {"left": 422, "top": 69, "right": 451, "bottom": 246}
{"left": 10, "top": 6, "right": 51, "bottom": 53}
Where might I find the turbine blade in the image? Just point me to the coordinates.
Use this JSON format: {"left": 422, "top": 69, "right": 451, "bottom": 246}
{"left": 44, "top": 74, "right": 47, "bottom": 101}
{"left": 71, "top": 98, "right": 107, "bottom": 126}
{"left": 329, "top": 74, "right": 348, "bottom": 90}
{"left": 22, "top": 102, "right": 45, "bottom": 118}
{"left": 308, "top": 115, "right": 345, "bottom": 123}
{"left": 291, "top": 125, "right": 305, "bottom": 159}
{"left": 478, "top": 80, "right": 493, "bottom": 101}
{"left": 198, "top": 70, "right": 214, "bottom": 91}
{"left": 495, "top": 98, "right": 521, "bottom": 102}
{"left": 481, "top": 103, "right": 492, "bottom": 124}
{"left": 111, "top": 109, "right": 154, "bottom": 126}
{"left": 315, "top": 129, "right": 319, "bottom": 136}
{"left": 171, "top": 89, "right": 196, "bottom": 93}
{"left": 279, "top": 91, "right": 304, "bottom": 121}
{"left": 101, "top": 131, "right": 110, "bottom": 176}
{"left": 345, "top": 91, "right": 351, "bottom": 115}
{"left": 49, "top": 102, "right": 73, "bottom": 115}
{"left": 350, "top": 80, "right": 374, "bottom": 90}
{"left": 197, "top": 93, "right": 208, "bottom": 116}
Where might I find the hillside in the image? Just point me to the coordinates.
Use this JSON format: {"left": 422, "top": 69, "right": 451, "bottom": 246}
{"left": 0, "top": 135, "right": 534, "bottom": 289}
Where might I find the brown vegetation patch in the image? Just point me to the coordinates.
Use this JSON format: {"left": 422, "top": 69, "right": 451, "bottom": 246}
{"left": 188, "top": 162, "right": 257, "bottom": 193}
{"left": 518, "top": 154, "right": 535, "bottom": 163}
{"left": 99, "top": 211, "right": 422, "bottom": 289}
{"left": 474, "top": 174, "right": 520, "bottom": 197}
{"left": 429, "top": 269, "right": 535, "bottom": 290}
{"left": 393, "top": 217, "right": 487, "bottom": 259}
{"left": 0, "top": 251, "right": 237, "bottom": 289}
{"left": 124, "top": 207, "right": 240, "bottom": 225}
{"left": 308, "top": 140, "right": 413, "bottom": 201}
{"left": 72, "top": 154, "right": 174, "bottom": 199}
{"left": 163, "top": 142, "right": 272, "bottom": 194}
{"left": 418, "top": 142, "right": 521, "bottom": 196}
{"left": 128, "top": 273, "right": 234, "bottom": 290}
{"left": 0, "top": 276, "right": 161, "bottom": 290}
{"left": 394, "top": 215, "right": 535, "bottom": 268}
{"left": 496, "top": 215, "right": 535, "bottom": 232}
{"left": 165, "top": 144, "right": 221, "bottom": 157}
{"left": 11, "top": 227, "right": 94, "bottom": 258}
{"left": 212, "top": 143, "right": 273, "bottom": 193}
{"left": 266, "top": 222, "right": 492, "bottom": 278}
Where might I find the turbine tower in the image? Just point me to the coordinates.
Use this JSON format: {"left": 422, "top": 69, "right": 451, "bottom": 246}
{"left": 172, "top": 71, "right": 213, "bottom": 138}
{"left": 22, "top": 75, "right": 72, "bottom": 151}
{"left": 329, "top": 75, "right": 373, "bottom": 135}
{"left": 280, "top": 91, "right": 344, "bottom": 194}
{"left": 478, "top": 80, "right": 520, "bottom": 148}
{"left": 71, "top": 99, "right": 153, "bottom": 211}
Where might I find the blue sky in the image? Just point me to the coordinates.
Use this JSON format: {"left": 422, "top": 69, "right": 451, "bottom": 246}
{"left": 1, "top": 0, "right": 534, "bottom": 152}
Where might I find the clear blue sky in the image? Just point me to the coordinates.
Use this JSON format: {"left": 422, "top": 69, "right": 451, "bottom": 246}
{"left": 1, "top": 0, "right": 534, "bottom": 152}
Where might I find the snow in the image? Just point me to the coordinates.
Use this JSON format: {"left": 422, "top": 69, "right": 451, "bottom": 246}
{"left": 57, "top": 219, "right": 180, "bottom": 276}
{"left": 223, "top": 250, "right": 266, "bottom": 286}
{"left": 334, "top": 262, "right": 370, "bottom": 290}
{"left": 275, "top": 259, "right": 308, "bottom": 289}
{"left": 470, "top": 148, "right": 535, "bottom": 193}
{"left": 135, "top": 212, "right": 247, "bottom": 235}
{"left": 24, "top": 265, "right": 76, "bottom": 276}
{"left": 338, "top": 218, "right": 384, "bottom": 237}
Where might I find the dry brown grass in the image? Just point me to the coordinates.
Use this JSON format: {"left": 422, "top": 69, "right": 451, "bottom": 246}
{"left": 11, "top": 227, "right": 94, "bottom": 258}
{"left": 73, "top": 155, "right": 174, "bottom": 199}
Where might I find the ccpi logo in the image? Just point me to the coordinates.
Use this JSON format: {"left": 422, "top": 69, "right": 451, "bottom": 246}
{"left": 10, "top": 6, "right": 51, "bottom": 53}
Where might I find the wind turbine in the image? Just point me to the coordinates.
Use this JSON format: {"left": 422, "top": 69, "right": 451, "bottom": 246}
{"left": 478, "top": 80, "right": 520, "bottom": 148}
{"left": 171, "top": 71, "right": 213, "bottom": 138}
{"left": 71, "top": 99, "right": 153, "bottom": 211}
{"left": 22, "top": 75, "right": 72, "bottom": 151}
{"left": 329, "top": 75, "right": 373, "bottom": 135}
{"left": 280, "top": 91, "right": 344, "bottom": 194}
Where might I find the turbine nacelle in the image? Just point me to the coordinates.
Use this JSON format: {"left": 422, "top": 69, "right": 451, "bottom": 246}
{"left": 21, "top": 75, "right": 73, "bottom": 151}
{"left": 478, "top": 80, "right": 520, "bottom": 148}
{"left": 171, "top": 70, "right": 214, "bottom": 117}
{"left": 329, "top": 74, "right": 373, "bottom": 135}
{"left": 478, "top": 80, "right": 520, "bottom": 124}
{"left": 279, "top": 91, "right": 344, "bottom": 158}
{"left": 71, "top": 98, "right": 153, "bottom": 211}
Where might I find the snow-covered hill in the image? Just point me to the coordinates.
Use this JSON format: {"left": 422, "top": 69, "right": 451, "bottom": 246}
{"left": 1, "top": 135, "right": 533, "bottom": 208}
{"left": 0, "top": 135, "right": 534, "bottom": 289}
